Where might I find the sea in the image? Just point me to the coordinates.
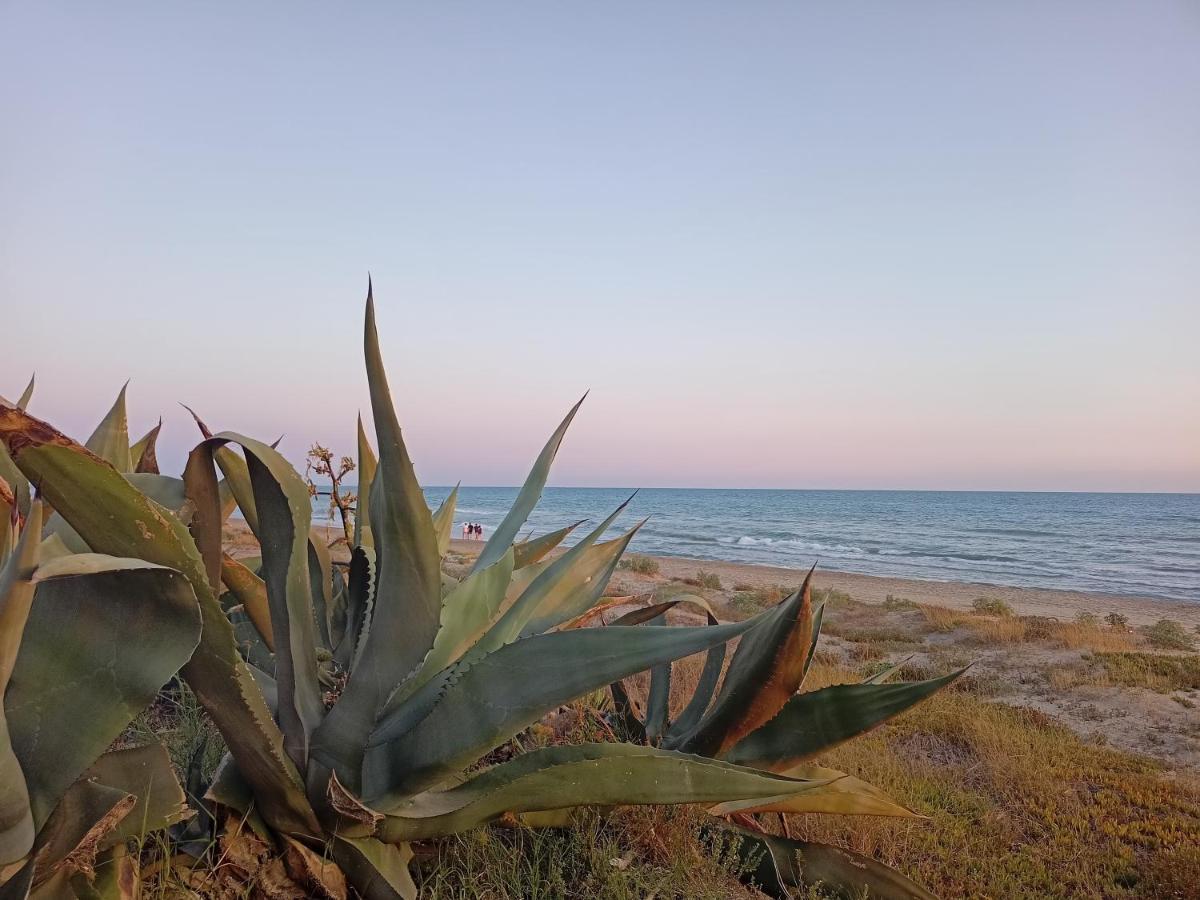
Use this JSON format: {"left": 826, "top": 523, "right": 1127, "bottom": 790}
{"left": 308, "top": 487, "right": 1200, "bottom": 603}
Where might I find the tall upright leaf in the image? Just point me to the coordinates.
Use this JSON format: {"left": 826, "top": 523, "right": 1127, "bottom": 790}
{"left": 85, "top": 384, "right": 132, "bottom": 473}
{"left": 471, "top": 395, "right": 585, "bottom": 574}
{"left": 353, "top": 413, "right": 377, "bottom": 549}
{"left": 430, "top": 483, "right": 459, "bottom": 557}
{"left": 310, "top": 286, "right": 441, "bottom": 788}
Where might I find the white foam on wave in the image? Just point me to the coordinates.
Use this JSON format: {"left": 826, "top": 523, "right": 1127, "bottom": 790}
{"left": 719, "top": 535, "right": 866, "bottom": 556}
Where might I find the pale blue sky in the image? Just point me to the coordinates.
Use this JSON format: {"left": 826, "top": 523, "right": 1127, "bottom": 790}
{"left": 2, "top": 2, "right": 1197, "bottom": 491}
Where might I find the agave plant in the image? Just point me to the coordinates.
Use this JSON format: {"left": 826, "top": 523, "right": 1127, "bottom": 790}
{"left": 0, "top": 286, "right": 895, "bottom": 898}
{"left": 608, "top": 578, "right": 960, "bottom": 898}
{"left": 0, "top": 482, "right": 201, "bottom": 897}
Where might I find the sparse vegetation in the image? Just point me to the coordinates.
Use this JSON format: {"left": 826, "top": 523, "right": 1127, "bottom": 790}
{"left": 618, "top": 555, "right": 660, "bottom": 576}
{"left": 971, "top": 596, "right": 1014, "bottom": 617}
{"left": 1092, "top": 652, "right": 1200, "bottom": 693}
{"left": 883, "top": 593, "right": 917, "bottom": 610}
{"left": 1106, "top": 611, "right": 1131, "bottom": 632}
{"left": 1143, "top": 618, "right": 1197, "bottom": 651}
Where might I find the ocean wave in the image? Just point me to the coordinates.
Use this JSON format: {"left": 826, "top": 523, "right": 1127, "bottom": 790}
{"left": 718, "top": 535, "right": 867, "bottom": 555}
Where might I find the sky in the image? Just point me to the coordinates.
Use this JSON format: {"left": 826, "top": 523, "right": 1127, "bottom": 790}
{"left": 2, "top": 2, "right": 1198, "bottom": 492}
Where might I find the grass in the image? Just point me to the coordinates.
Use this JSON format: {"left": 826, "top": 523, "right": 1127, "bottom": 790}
{"left": 971, "top": 596, "right": 1014, "bottom": 617}
{"left": 917, "top": 604, "right": 1140, "bottom": 652}
{"left": 618, "top": 555, "right": 660, "bottom": 576}
{"left": 1091, "top": 652, "right": 1200, "bottom": 693}
{"left": 417, "top": 807, "right": 758, "bottom": 899}
{"left": 784, "top": 664, "right": 1200, "bottom": 899}
{"left": 1142, "top": 619, "right": 1197, "bottom": 651}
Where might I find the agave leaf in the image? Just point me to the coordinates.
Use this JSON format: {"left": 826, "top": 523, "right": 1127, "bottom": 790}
{"left": 663, "top": 610, "right": 725, "bottom": 743}
{"left": 5, "top": 555, "right": 200, "bottom": 829}
{"left": 220, "top": 554, "right": 274, "bottom": 652}
{"left": 863, "top": 655, "right": 914, "bottom": 685}
{"left": 0, "top": 503, "right": 41, "bottom": 866}
{"left": 308, "top": 533, "right": 334, "bottom": 650}
{"left": 481, "top": 498, "right": 632, "bottom": 651}
{"left": 672, "top": 569, "right": 815, "bottom": 757}
{"left": 309, "top": 289, "right": 443, "bottom": 789}
{"left": 708, "top": 764, "right": 918, "bottom": 818}
{"left": 353, "top": 414, "right": 377, "bottom": 550}
{"left": 124, "top": 473, "right": 186, "bottom": 511}
{"left": 386, "top": 548, "right": 515, "bottom": 711}
{"left": 0, "top": 406, "right": 318, "bottom": 836}
{"left": 182, "top": 405, "right": 262, "bottom": 534}
{"left": 370, "top": 743, "right": 832, "bottom": 841}
{"left": 724, "top": 670, "right": 966, "bottom": 772}
{"left": 803, "top": 600, "right": 825, "bottom": 679}
{"left": 72, "top": 844, "right": 137, "bottom": 900}
{"left": 335, "top": 546, "right": 376, "bottom": 672}
{"left": 60, "top": 744, "right": 191, "bottom": 855}
{"left": 15, "top": 377, "right": 34, "bottom": 412}
{"left": 362, "top": 613, "right": 769, "bottom": 802}
{"left": 644, "top": 614, "right": 671, "bottom": 745}
{"left": 28, "top": 778, "right": 135, "bottom": 889}
{"left": 471, "top": 395, "right": 585, "bottom": 574}
{"left": 332, "top": 837, "right": 416, "bottom": 900}
{"left": 512, "top": 520, "right": 584, "bottom": 569}
{"left": 430, "top": 483, "right": 459, "bottom": 558}
{"left": 129, "top": 419, "right": 161, "bottom": 475}
{"left": 519, "top": 523, "right": 644, "bottom": 637}
{"left": 185, "top": 435, "right": 325, "bottom": 771}
{"left": 608, "top": 678, "right": 647, "bottom": 743}
{"left": 718, "top": 824, "right": 937, "bottom": 900}
{"left": 84, "top": 385, "right": 132, "bottom": 473}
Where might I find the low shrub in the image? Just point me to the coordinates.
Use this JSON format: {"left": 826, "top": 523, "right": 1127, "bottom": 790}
{"left": 1142, "top": 619, "right": 1197, "bottom": 651}
{"left": 694, "top": 569, "right": 721, "bottom": 590}
{"left": 620, "top": 555, "right": 660, "bottom": 575}
{"left": 971, "top": 596, "right": 1014, "bottom": 617}
{"left": 883, "top": 593, "right": 917, "bottom": 610}
{"left": 1094, "top": 652, "right": 1200, "bottom": 693}
{"left": 1105, "top": 611, "right": 1130, "bottom": 632}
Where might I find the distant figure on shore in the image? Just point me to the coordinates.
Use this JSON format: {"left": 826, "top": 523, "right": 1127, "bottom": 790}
{"left": 475, "top": 523, "right": 484, "bottom": 540}
{"left": 461, "top": 521, "right": 469, "bottom": 540}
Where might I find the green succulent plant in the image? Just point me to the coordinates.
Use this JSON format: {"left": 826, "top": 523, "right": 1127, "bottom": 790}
{"left": 0, "top": 286, "right": 888, "bottom": 898}
{"left": 609, "top": 581, "right": 960, "bottom": 898}
{"left": 0, "top": 486, "right": 201, "bottom": 898}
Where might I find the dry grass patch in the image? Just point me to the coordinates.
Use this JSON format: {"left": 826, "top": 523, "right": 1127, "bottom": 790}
{"left": 781, "top": 680, "right": 1200, "bottom": 899}
{"left": 919, "top": 603, "right": 969, "bottom": 633}
{"left": 1092, "top": 652, "right": 1200, "bottom": 694}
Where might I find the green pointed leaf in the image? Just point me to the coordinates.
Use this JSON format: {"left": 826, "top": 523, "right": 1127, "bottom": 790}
{"left": 386, "top": 548, "right": 515, "bottom": 712}
{"left": 308, "top": 533, "right": 334, "bottom": 650}
{"left": 371, "top": 743, "right": 831, "bottom": 841}
{"left": 5, "top": 555, "right": 201, "bottom": 828}
{"left": 664, "top": 610, "right": 725, "bottom": 743}
{"left": 482, "top": 498, "right": 632, "bottom": 651}
{"left": 519, "top": 523, "right": 644, "bottom": 637}
{"left": 644, "top": 614, "right": 671, "bottom": 745}
{"left": 0, "top": 503, "right": 41, "bottom": 866}
{"left": 15, "top": 377, "right": 34, "bottom": 412}
{"left": 362, "top": 611, "right": 771, "bottom": 802}
{"left": 673, "top": 570, "right": 815, "bottom": 757}
{"left": 718, "top": 824, "right": 937, "bottom": 900}
{"left": 353, "top": 414, "right": 377, "bottom": 550}
{"left": 182, "top": 405, "right": 261, "bottom": 534}
{"left": 85, "top": 385, "right": 132, "bottom": 473}
{"left": 709, "top": 763, "right": 918, "bottom": 818}
{"left": 724, "top": 670, "right": 965, "bottom": 772}
{"left": 430, "top": 483, "right": 459, "bottom": 558}
{"left": 332, "top": 836, "right": 416, "bottom": 900}
{"left": 73, "top": 743, "right": 191, "bottom": 849}
{"left": 0, "top": 406, "right": 317, "bottom": 836}
{"left": 129, "top": 419, "right": 161, "bottom": 475}
{"left": 220, "top": 553, "right": 274, "bottom": 652}
{"left": 185, "top": 435, "right": 325, "bottom": 771}
{"left": 309, "top": 289, "right": 442, "bottom": 790}
{"left": 512, "top": 520, "right": 583, "bottom": 569}
{"left": 471, "top": 395, "right": 585, "bottom": 574}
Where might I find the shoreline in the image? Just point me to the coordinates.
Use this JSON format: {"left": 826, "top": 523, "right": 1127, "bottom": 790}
{"left": 448, "top": 538, "right": 1200, "bottom": 629}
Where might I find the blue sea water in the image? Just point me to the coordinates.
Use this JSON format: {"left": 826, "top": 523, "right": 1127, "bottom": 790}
{"left": 310, "top": 487, "right": 1200, "bottom": 603}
